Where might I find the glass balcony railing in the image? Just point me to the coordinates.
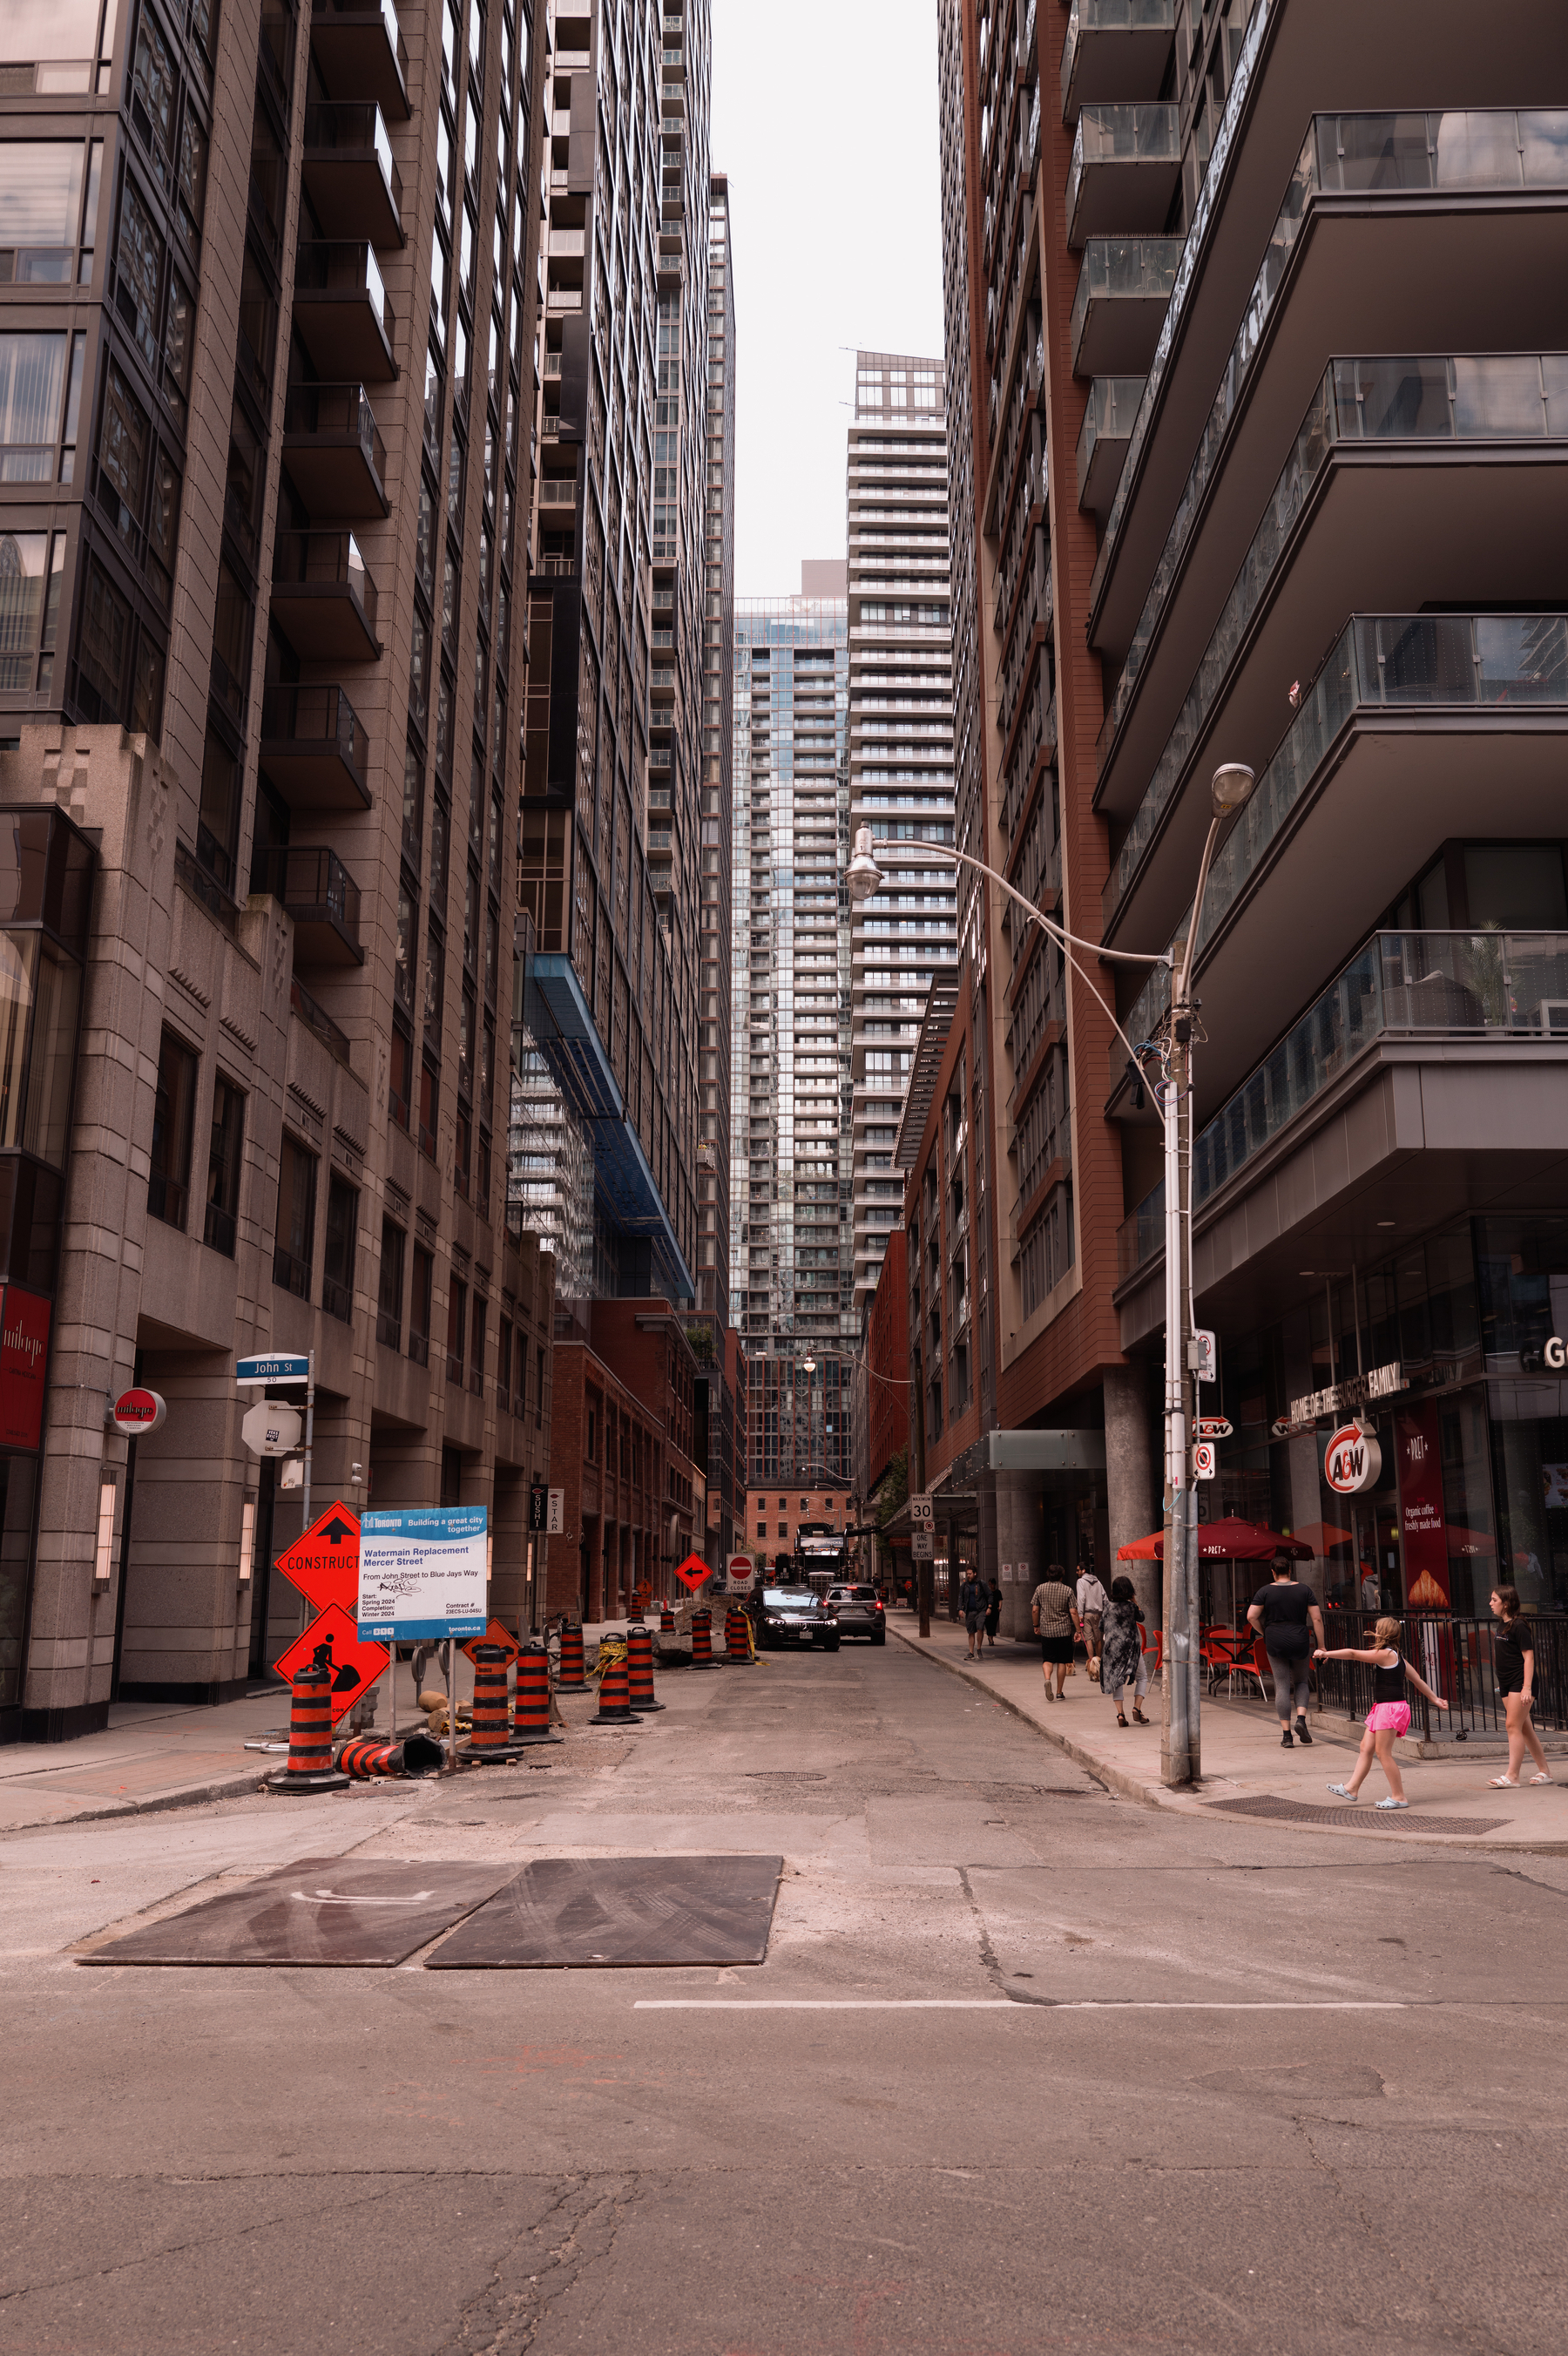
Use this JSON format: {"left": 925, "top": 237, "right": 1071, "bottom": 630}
{"left": 1104, "top": 360, "right": 1568, "bottom": 922}
{"left": 1095, "top": 107, "right": 1568, "bottom": 633}
{"left": 1117, "top": 612, "right": 1568, "bottom": 1060}
{"left": 1119, "top": 924, "right": 1568, "bottom": 1279}
{"left": 253, "top": 845, "right": 364, "bottom": 960}
{"left": 282, "top": 381, "right": 386, "bottom": 478}
{"left": 294, "top": 240, "right": 394, "bottom": 337}
{"left": 1076, "top": 371, "right": 1145, "bottom": 498}
{"left": 272, "top": 530, "right": 377, "bottom": 629}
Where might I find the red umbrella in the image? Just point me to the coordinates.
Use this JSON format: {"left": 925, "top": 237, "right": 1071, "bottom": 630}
{"left": 1117, "top": 1516, "right": 1312, "bottom": 1563}
{"left": 1292, "top": 1520, "right": 1355, "bottom": 1556}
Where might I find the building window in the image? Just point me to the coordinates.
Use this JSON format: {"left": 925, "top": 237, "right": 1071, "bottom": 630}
{"left": 202, "top": 1073, "right": 243, "bottom": 1255}
{"left": 587, "top": 1407, "right": 596, "bottom": 1461}
{"left": 469, "top": 1293, "right": 485, "bottom": 1395}
{"left": 447, "top": 1272, "right": 467, "bottom": 1385}
{"left": 146, "top": 1026, "right": 196, "bottom": 1229}
{"left": 322, "top": 1172, "right": 357, "bottom": 1323}
{"left": 378, "top": 1215, "right": 405, "bottom": 1351}
{"left": 409, "top": 1242, "right": 433, "bottom": 1366}
{"left": 536, "top": 1343, "right": 544, "bottom": 1428}
{"left": 497, "top": 1312, "right": 511, "bottom": 1411}
{"left": 418, "top": 1053, "right": 438, "bottom": 1160}
{"left": 389, "top": 1014, "right": 413, "bottom": 1131}
{"left": 272, "top": 1135, "right": 316, "bottom": 1298}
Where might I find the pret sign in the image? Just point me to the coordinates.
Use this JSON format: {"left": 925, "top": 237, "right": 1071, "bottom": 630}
{"left": 112, "top": 1386, "right": 166, "bottom": 1438}
{"left": 1325, "top": 1424, "right": 1382, "bottom": 1495}
{"left": 273, "top": 1601, "right": 389, "bottom": 1723}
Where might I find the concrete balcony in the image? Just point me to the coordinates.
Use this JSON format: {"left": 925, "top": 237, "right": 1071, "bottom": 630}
{"left": 1076, "top": 373, "right": 1145, "bottom": 514}
{"left": 301, "top": 103, "right": 404, "bottom": 247}
{"left": 281, "top": 382, "right": 389, "bottom": 519}
{"left": 269, "top": 531, "right": 380, "bottom": 662}
{"left": 260, "top": 683, "right": 372, "bottom": 812}
{"left": 308, "top": 0, "right": 411, "bottom": 118}
{"left": 1070, "top": 237, "right": 1180, "bottom": 376}
{"left": 293, "top": 242, "right": 397, "bottom": 381}
{"left": 253, "top": 845, "right": 365, "bottom": 967}
{"left": 1066, "top": 104, "right": 1180, "bottom": 246}
{"left": 1058, "top": 0, "right": 1175, "bottom": 125}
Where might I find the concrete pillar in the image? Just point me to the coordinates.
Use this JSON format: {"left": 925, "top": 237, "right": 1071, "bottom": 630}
{"left": 988, "top": 1470, "right": 1040, "bottom": 1642}
{"left": 1105, "top": 1360, "right": 1159, "bottom": 1629}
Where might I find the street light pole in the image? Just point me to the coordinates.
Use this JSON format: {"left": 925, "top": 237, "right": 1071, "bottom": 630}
{"left": 1160, "top": 763, "right": 1255, "bottom": 1790}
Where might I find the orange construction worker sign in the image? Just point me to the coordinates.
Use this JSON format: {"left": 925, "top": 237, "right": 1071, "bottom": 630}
{"left": 273, "top": 1601, "right": 389, "bottom": 1723}
{"left": 461, "top": 1616, "right": 526, "bottom": 1669}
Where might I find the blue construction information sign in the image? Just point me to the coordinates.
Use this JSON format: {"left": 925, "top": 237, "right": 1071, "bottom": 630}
{"left": 356, "top": 1506, "right": 489, "bottom": 1641}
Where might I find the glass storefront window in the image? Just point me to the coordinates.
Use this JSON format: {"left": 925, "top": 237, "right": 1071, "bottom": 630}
{"left": 0, "top": 930, "right": 80, "bottom": 1166}
{"left": 1477, "top": 1214, "right": 1568, "bottom": 1615}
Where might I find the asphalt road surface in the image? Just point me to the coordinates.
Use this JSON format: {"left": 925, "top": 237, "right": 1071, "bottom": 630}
{"left": 3, "top": 1640, "right": 1565, "bottom": 2355}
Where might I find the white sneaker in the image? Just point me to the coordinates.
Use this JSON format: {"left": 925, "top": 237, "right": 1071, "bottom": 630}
{"left": 1327, "top": 1783, "right": 1357, "bottom": 1803}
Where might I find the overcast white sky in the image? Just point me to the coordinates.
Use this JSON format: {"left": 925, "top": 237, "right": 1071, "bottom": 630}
{"left": 709, "top": 1, "right": 947, "bottom": 599}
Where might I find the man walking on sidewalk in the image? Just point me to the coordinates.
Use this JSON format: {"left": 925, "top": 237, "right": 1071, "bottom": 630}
{"left": 959, "top": 1568, "right": 987, "bottom": 1659}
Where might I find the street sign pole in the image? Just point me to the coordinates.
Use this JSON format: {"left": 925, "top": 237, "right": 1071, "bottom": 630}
{"left": 301, "top": 1350, "right": 316, "bottom": 1534}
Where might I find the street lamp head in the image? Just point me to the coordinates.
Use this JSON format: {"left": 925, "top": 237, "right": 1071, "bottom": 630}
{"left": 845, "top": 825, "right": 883, "bottom": 904}
{"left": 1211, "top": 762, "right": 1255, "bottom": 816}
{"left": 801, "top": 1357, "right": 817, "bottom": 1374}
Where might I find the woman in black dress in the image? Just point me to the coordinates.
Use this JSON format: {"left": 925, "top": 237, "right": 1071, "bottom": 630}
{"left": 1099, "top": 1576, "right": 1148, "bottom": 1729}
{"left": 1247, "top": 1554, "right": 1326, "bottom": 1748}
{"left": 1488, "top": 1583, "right": 1554, "bottom": 1788}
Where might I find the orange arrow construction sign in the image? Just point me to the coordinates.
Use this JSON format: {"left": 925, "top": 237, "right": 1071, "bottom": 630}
{"left": 673, "top": 1551, "right": 713, "bottom": 1593}
{"left": 274, "top": 1500, "right": 361, "bottom": 1615}
{"left": 273, "top": 1601, "right": 389, "bottom": 1723}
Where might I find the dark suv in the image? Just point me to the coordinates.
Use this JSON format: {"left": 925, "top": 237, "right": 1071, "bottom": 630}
{"left": 823, "top": 1584, "right": 886, "bottom": 1645}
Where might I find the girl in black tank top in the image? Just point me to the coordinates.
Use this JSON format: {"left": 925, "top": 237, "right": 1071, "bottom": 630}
{"left": 1314, "top": 1616, "right": 1450, "bottom": 1807}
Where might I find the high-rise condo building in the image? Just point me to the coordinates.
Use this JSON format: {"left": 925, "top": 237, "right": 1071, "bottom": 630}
{"left": 518, "top": 0, "right": 709, "bottom": 1329}
{"left": 697, "top": 171, "right": 735, "bottom": 1322}
{"left": 730, "top": 577, "right": 853, "bottom": 1489}
{"left": 922, "top": 0, "right": 1568, "bottom": 1641}
{"left": 0, "top": 0, "right": 558, "bottom": 1742}
{"left": 846, "top": 350, "right": 956, "bottom": 1319}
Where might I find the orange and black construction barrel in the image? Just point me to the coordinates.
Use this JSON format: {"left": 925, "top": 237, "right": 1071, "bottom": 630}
{"left": 506, "top": 1642, "right": 562, "bottom": 1748}
{"left": 625, "top": 1622, "right": 665, "bottom": 1712}
{"left": 724, "top": 1604, "right": 754, "bottom": 1665}
{"left": 590, "top": 1643, "right": 643, "bottom": 1727}
{"left": 463, "top": 1643, "right": 511, "bottom": 1760}
{"left": 690, "top": 1608, "right": 718, "bottom": 1669}
{"left": 336, "top": 1732, "right": 443, "bottom": 1779}
{"left": 558, "top": 1621, "right": 586, "bottom": 1689}
{"left": 266, "top": 1642, "right": 351, "bottom": 1793}
{"left": 659, "top": 1601, "right": 675, "bottom": 1633}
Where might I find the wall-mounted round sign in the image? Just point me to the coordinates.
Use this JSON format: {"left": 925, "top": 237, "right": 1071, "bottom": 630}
{"left": 112, "top": 1388, "right": 166, "bottom": 1437}
{"left": 1325, "top": 1423, "right": 1382, "bottom": 1494}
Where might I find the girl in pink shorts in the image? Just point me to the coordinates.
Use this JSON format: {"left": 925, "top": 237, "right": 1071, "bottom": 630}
{"left": 1313, "top": 1616, "right": 1449, "bottom": 1808}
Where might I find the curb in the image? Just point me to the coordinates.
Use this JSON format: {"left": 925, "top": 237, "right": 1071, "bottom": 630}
{"left": 885, "top": 1621, "right": 1568, "bottom": 1852}
{"left": 0, "top": 1767, "right": 269, "bottom": 1832}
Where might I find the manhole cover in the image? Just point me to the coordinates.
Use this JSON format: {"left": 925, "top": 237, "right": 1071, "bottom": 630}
{"left": 1206, "top": 1797, "right": 1506, "bottom": 1835}
{"left": 427, "top": 1853, "right": 784, "bottom": 1969}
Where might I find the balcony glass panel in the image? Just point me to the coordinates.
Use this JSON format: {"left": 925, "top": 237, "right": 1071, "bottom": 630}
{"left": 1069, "top": 237, "right": 1180, "bottom": 368}
{"left": 1097, "top": 106, "right": 1568, "bottom": 644}
{"left": 1105, "top": 363, "right": 1568, "bottom": 920}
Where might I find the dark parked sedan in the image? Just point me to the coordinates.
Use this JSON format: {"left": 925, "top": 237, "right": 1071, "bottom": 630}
{"left": 756, "top": 1585, "right": 841, "bottom": 1652}
{"left": 823, "top": 1584, "right": 887, "bottom": 1644}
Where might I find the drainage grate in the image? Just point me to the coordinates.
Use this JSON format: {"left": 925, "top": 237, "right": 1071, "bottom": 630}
{"left": 745, "top": 1770, "right": 827, "bottom": 1782}
{"left": 1206, "top": 1796, "right": 1507, "bottom": 1835}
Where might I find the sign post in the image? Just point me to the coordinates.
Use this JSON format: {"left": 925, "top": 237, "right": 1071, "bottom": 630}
{"left": 909, "top": 1493, "right": 935, "bottom": 1639}
{"left": 358, "top": 1507, "right": 489, "bottom": 1773}
{"left": 236, "top": 1351, "right": 314, "bottom": 1531}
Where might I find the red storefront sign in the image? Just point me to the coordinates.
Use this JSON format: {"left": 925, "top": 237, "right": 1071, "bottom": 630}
{"left": 1394, "top": 1401, "right": 1451, "bottom": 1610}
{"left": 0, "top": 1286, "right": 51, "bottom": 1451}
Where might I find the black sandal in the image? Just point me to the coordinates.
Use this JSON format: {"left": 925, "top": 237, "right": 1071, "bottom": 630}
{"left": 1117, "top": 1712, "right": 1128, "bottom": 1728}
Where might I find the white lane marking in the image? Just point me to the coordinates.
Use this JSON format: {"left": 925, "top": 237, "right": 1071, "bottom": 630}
{"left": 290, "top": 1888, "right": 436, "bottom": 1906}
{"left": 632, "top": 1999, "right": 1409, "bottom": 2012}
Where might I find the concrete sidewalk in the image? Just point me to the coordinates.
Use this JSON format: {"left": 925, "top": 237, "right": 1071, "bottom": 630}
{"left": 889, "top": 1610, "right": 1568, "bottom": 1852}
